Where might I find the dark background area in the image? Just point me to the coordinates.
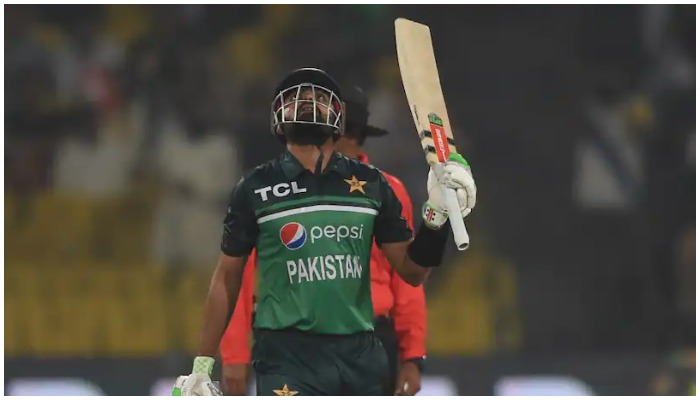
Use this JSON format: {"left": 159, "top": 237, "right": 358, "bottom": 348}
{"left": 4, "top": 4, "right": 695, "bottom": 395}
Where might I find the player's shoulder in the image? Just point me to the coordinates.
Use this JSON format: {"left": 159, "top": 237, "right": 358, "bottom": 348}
{"left": 342, "top": 155, "right": 385, "bottom": 182}
{"left": 344, "top": 156, "right": 407, "bottom": 194}
{"left": 235, "top": 157, "right": 283, "bottom": 188}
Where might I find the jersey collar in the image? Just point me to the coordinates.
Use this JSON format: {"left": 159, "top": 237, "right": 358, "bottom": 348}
{"left": 280, "top": 150, "right": 348, "bottom": 179}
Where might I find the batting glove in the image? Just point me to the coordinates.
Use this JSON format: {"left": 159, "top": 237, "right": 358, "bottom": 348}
{"left": 423, "top": 153, "right": 476, "bottom": 229}
{"left": 172, "top": 356, "right": 223, "bottom": 396}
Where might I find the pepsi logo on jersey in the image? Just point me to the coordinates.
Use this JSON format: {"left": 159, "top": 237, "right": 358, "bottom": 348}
{"left": 279, "top": 222, "right": 366, "bottom": 250}
{"left": 280, "top": 222, "right": 307, "bottom": 250}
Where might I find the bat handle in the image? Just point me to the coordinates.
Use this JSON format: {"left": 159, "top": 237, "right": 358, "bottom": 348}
{"left": 442, "top": 185, "right": 470, "bottom": 251}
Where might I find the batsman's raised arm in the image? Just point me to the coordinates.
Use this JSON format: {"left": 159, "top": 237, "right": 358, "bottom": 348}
{"left": 380, "top": 152, "right": 476, "bottom": 286}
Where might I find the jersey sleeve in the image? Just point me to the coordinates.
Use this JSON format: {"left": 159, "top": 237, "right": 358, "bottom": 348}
{"left": 374, "top": 173, "right": 413, "bottom": 245}
{"left": 220, "top": 250, "right": 257, "bottom": 365}
{"left": 221, "top": 177, "right": 259, "bottom": 257}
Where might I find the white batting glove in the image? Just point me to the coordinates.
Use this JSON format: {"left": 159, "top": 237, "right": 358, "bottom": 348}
{"left": 423, "top": 153, "right": 476, "bottom": 229}
{"left": 172, "top": 356, "right": 223, "bottom": 396}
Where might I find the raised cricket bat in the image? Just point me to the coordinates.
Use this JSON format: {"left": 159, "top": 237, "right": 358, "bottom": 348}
{"left": 395, "top": 18, "right": 470, "bottom": 251}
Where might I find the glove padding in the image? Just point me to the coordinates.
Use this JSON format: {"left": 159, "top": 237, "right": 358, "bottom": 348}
{"left": 172, "top": 356, "right": 222, "bottom": 396}
{"left": 423, "top": 153, "right": 476, "bottom": 229}
{"left": 172, "top": 373, "right": 222, "bottom": 396}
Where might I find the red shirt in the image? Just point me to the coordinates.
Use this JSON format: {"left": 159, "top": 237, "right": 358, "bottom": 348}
{"left": 220, "top": 152, "right": 427, "bottom": 364}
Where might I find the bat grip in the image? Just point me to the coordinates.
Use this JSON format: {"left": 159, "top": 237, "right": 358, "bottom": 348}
{"left": 441, "top": 185, "right": 470, "bottom": 251}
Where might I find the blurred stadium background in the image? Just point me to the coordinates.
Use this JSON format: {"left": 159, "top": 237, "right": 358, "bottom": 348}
{"left": 4, "top": 4, "right": 695, "bottom": 396}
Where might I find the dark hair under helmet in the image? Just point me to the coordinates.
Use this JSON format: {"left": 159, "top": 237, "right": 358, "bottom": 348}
{"left": 270, "top": 68, "right": 345, "bottom": 142}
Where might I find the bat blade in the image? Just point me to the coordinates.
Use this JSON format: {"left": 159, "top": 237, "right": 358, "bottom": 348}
{"left": 395, "top": 17, "right": 470, "bottom": 251}
{"left": 395, "top": 18, "right": 457, "bottom": 165}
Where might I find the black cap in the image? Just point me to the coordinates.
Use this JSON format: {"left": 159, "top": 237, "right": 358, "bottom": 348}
{"left": 344, "top": 85, "right": 389, "bottom": 137}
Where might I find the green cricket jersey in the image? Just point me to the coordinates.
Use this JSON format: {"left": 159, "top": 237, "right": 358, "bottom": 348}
{"left": 221, "top": 150, "right": 412, "bottom": 335}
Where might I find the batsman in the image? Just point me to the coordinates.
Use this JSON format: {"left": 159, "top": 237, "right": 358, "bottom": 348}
{"left": 173, "top": 68, "right": 476, "bottom": 396}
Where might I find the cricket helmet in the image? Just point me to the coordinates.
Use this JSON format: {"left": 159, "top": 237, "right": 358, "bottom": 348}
{"left": 270, "top": 68, "right": 345, "bottom": 143}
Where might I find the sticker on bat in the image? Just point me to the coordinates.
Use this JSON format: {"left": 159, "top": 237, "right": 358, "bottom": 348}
{"left": 428, "top": 113, "right": 450, "bottom": 162}
{"left": 429, "top": 114, "right": 443, "bottom": 126}
{"left": 421, "top": 130, "right": 456, "bottom": 145}
{"left": 413, "top": 105, "right": 421, "bottom": 127}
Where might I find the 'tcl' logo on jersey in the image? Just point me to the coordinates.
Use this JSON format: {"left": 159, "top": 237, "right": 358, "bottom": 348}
{"left": 280, "top": 222, "right": 307, "bottom": 250}
{"left": 255, "top": 182, "right": 307, "bottom": 201}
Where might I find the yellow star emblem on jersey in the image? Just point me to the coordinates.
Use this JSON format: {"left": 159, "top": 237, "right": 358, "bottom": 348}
{"left": 344, "top": 175, "right": 367, "bottom": 194}
{"left": 273, "top": 384, "right": 298, "bottom": 396}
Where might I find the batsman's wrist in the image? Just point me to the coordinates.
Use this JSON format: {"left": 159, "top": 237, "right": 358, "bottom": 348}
{"left": 408, "top": 221, "right": 449, "bottom": 268}
{"left": 421, "top": 202, "right": 448, "bottom": 229}
{"left": 192, "top": 356, "right": 215, "bottom": 375}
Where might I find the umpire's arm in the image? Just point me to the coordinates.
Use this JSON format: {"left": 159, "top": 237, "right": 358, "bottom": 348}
{"left": 385, "top": 175, "right": 428, "bottom": 363}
